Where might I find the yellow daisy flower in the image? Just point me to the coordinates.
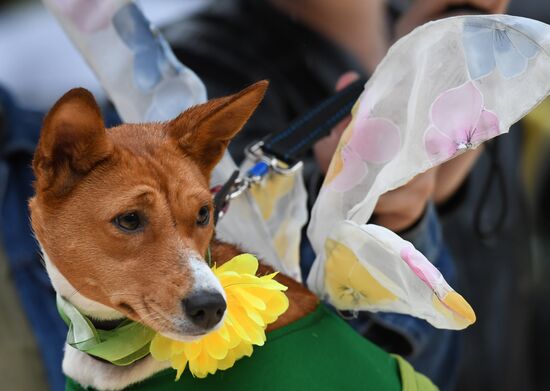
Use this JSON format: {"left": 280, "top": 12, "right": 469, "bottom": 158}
{"left": 150, "top": 254, "right": 289, "bottom": 379}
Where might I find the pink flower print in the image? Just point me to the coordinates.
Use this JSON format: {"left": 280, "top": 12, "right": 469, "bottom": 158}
{"left": 329, "top": 145, "right": 368, "bottom": 192}
{"left": 424, "top": 81, "right": 500, "bottom": 163}
{"left": 400, "top": 245, "right": 444, "bottom": 291}
{"left": 52, "top": 0, "right": 113, "bottom": 33}
{"left": 350, "top": 117, "right": 402, "bottom": 164}
{"left": 329, "top": 98, "right": 401, "bottom": 192}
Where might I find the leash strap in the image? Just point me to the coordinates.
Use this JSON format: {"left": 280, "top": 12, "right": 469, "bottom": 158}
{"left": 213, "top": 78, "right": 366, "bottom": 222}
{"left": 260, "top": 77, "right": 366, "bottom": 166}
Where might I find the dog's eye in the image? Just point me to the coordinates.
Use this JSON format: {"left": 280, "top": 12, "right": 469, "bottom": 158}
{"left": 113, "top": 212, "right": 143, "bottom": 232}
{"left": 196, "top": 206, "right": 210, "bottom": 226}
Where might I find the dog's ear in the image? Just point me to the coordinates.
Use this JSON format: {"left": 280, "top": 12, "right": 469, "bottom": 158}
{"left": 168, "top": 80, "right": 268, "bottom": 174}
{"left": 33, "top": 88, "right": 113, "bottom": 196}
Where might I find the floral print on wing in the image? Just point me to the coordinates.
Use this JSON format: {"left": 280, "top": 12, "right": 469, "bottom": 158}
{"left": 52, "top": 0, "right": 113, "bottom": 33}
{"left": 350, "top": 116, "right": 402, "bottom": 164}
{"left": 400, "top": 244, "right": 444, "bottom": 291}
{"left": 325, "top": 239, "right": 397, "bottom": 309}
{"left": 462, "top": 16, "right": 547, "bottom": 80}
{"left": 113, "top": 3, "right": 183, "bottom": 92}
{"left": 328, "top": 145, "right": 368, "bottom": 192}
{"left": 424, "top": 81, "right": 500, "bottom": 164}
{"left": 328, "top": 95, "right": 401, "bottom": 192}
{"left": 401, "top": 244, "right": 476, "bottom": 326}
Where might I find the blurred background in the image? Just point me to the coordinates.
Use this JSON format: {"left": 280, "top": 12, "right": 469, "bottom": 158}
{"left": 1, "top": 0, "right": 549, "bottom": 390}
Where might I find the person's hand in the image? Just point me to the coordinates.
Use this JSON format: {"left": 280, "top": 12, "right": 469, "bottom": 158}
{"left": 395, "top": 0, "right": 510, "bottom": 38}
{"left": 373, "top": 169, "right": 437, "bottom": 232}
{"left": 313, "top": 72, "right": 438, "bottom": 232}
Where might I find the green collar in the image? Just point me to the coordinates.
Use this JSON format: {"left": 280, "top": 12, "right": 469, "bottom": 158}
{"left": 56, "top": 295, "right": 155, "bottom": 366}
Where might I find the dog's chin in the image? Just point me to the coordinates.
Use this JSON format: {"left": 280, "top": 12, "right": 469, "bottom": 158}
{"left": 159, "top": 331, "right": 208, "bottom": 343}
{"left": 158, "top": 320, "right": 225, "bottom": 342}
{"left": 90, "top": 317, "right": 127, "bottom": 331}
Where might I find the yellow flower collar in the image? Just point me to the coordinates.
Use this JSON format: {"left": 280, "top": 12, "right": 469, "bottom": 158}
{"left": 150, "top": 254, "right": 289, "bottom": 379}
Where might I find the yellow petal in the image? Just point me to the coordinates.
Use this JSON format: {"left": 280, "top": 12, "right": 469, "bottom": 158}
{"left": 183, "top": 341, "right": 202, "bottom": 361}
{"left": 224, "top": 322, "right": 244, "bottom": 349}
{"left": 233, "top": 287, "right": 267, "bottom": 311}
{"left": 232, "top": 340, "right": 254, "bottom": 360}
{"left": 221, "top": 274, "right": 261, "bottom": 288}
{"left": 172, "top": 353, "right": 188, "bottom": 380}
{"left": 442, "top": 291, "right": 476, "bottom": 325}
{"left": 227, "top": 307, "right": 254, "bottom": 342}
{"left": 149, "top": 335, "right": 173, "bottom": 362}
{"left": 203, "top": 332, "right": 229, "bottom": 360}
{"left": 217, "top": 349, "right": 238, "bottom": 371}
{"left": 243, "top": 305, "right": 266, "bottom": 327}
{"left": 215, "top": 254, "right": 258, "bottom": 276}
{"left": 191, "top": 350, "right": 218, "bottom": 378}
{"left": 261, "top": 293, "right": 290, "bottom": 323}
{"left": 256, "top": 277, "right": 288, "bottom": 291}
{"left": 217, "top": 323, "right": 230, "bottom": 342}
{"left": 231, "top": 305, "right": 266, "bottom": 345}
{"left": 203, "top": 352, "right": 218, "bottom": 375}
{"left": 170, "top": 341, "right": 186, "bottom": 355}
{"left": 188, "top": 352, "right": 204, "bottom": 378}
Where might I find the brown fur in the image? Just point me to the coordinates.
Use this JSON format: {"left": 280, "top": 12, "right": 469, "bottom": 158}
{"left": 29, "top": 81, "right": 317, "bottom": 338}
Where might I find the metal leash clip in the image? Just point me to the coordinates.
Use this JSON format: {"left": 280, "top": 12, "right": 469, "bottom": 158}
{"left": 245, "top": 140, "right": 303, "bottom": 176}
{"left": 213, "top": 145, "right": 301, "bottom": 224}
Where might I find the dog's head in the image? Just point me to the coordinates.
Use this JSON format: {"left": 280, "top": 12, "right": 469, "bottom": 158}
{"left": 29, "top": 82, "right": 267, "bottom": 340}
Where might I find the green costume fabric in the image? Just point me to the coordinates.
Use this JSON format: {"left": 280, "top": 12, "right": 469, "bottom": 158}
{"left": 66, "top": 305, "right": 437, "bottom": 391}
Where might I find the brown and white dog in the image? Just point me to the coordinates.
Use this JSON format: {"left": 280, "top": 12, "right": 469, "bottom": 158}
{"left": 29, "top": 82, "right": 317, "bottom": 390}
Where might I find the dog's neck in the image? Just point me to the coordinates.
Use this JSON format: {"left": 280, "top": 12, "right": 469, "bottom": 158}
{"left": 43, "top": 250, "right": 123, "bottom": 321}
{"left": 46, "top": 240, "right": 318, "bottom": 390}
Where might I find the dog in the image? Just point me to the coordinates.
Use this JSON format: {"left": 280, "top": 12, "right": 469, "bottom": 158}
{"left": 29, "top": 82, "right": 434, "bottom": 390}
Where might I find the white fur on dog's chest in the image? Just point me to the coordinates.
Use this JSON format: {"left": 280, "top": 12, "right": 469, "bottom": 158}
{"left": 63, "top": 345, "right": 170, "bottom": 391}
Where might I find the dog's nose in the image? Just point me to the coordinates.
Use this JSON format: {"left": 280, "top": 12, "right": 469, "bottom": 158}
{"left": 182, "top": 292, "right": 226, "bottom": 329}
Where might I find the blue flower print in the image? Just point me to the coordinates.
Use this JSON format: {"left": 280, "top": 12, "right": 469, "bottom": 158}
{"left": 113, "top": 3, "right": 182, "bottom": 92}
{"left": 462, "top": 16, "right": 549, "bottom": 80}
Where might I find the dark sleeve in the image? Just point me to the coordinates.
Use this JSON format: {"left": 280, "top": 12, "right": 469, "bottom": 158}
{"left": 171, "top": 56, "right": 284, "bottom": 162}
{"left": 167, "top": 22, "right": 309, "bottom": 163}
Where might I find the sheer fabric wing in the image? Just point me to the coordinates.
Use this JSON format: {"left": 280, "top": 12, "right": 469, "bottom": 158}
{"left": 308, "top": 15, "right": 550, "bottom": 329}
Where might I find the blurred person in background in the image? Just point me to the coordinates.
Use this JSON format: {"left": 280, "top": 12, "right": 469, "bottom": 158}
{"left": 0, "top": 85, "right": 48, "bottom": 391}
{"left": 0, "top": 2, "right": 49, "bottom": 390}
{"left": 509, "top": 2, "right": 550, "bottom": 389}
